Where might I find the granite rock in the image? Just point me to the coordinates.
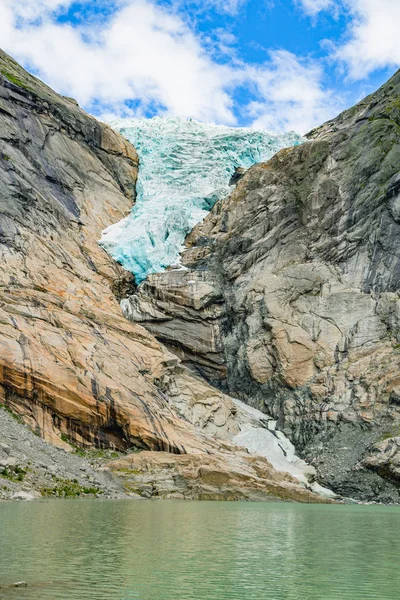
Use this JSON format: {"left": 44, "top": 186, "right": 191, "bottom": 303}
{"left": 0, "top": 50, "right": 330, "bottom": 502}
{"left": 125, "top": 70, "right": 400, "bottom": 501}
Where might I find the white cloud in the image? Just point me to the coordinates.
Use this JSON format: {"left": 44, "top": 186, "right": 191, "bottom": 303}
{"left": 0, "top": 0, "right": 341, "bottom": 132}
{"left": 7, "top": 0, "right": 76, "bottom": 20}
{"left": 201, "top": 0, "right": 246, "bottom": 14}
{"left": 174, "top": 0, "right": 247, "bottom": 17}
{"left": 245, "top": 50, "right": 340, "bottom": 133}
{"left": 296, "top": 0, "right": 334, "bottom": 16}
{"left": 1, "top": 0, "right": 236, "bottom": 123}
{"left": 296, "top": 0, "right": 400, "bottom": 79}
{"left": 335, "top": 0, "right": 400, "bottom": 79}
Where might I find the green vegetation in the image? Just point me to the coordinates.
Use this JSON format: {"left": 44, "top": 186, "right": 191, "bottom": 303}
{"left": 40, "top": 476, "right": 102, "bottom": 498}
{"left": 380, "top": 425, "right": 400, "bottom": 441}
{"left": 0, "top": 466, "right": 27, "bottom": 483}
{"left": 0, "top": 68, "right": 32, "bottom": 92}
{"left": 123, "top": 482, "right": 143, "bottom": 495}
{"left": 118, "top": 467, "right": 142, "bottom": 475}
{"left": 1, "top": 153, "right": 11, "bottom": 162}
{"left": 74, "top": 447, "right": 120, "bottom": 461}
{"left": 385, "top": 97, "right": 400, "bottom": 113}
{"left": 368, "top": 97, "right": 400, "bottom": 130}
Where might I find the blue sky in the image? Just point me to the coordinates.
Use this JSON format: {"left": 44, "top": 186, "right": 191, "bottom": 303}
{"left": 1, "top": 0, "right": 399, "bottom": 133}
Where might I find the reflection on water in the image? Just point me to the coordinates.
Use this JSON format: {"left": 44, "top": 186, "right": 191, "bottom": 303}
{"left": 0, "top": 500, "right": 400, "bottom": 599}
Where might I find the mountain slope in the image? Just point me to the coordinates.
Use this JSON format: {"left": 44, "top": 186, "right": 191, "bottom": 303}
{"left": 0, "top": 49, "right": 205, "bottom": 453}
{"left": 126, "top": 70, "right": 400, "bottom": 501}
{"left": 0, "top": 50, "right": 328, "bottom": 503}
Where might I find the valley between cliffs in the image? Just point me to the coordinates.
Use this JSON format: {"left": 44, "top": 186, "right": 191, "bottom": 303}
{"left": 0, "top": 49, "right": 330, "bottom": 503}
{"left": 1, "top": 48, "right": 399, "bottom": 505}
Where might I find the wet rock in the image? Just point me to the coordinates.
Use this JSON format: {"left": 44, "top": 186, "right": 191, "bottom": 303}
{"left": 140, "top": 490, "right": 153, "bottom": 499}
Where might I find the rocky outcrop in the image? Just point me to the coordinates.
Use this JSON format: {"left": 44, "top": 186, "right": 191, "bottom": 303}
{"left": 106, "top": 449, "right": 330, "bottom": 502}
{"left": 125, "top": 71, "right": 400, "bottom": 501}
{"left": 363, "top": 434, "right": 400, "bottom": 484}
{"left": 0, "top": 48, "right": 236, "bottom": 455}
{"left": 0, "top": 50, "right": 330, "bottom": 503}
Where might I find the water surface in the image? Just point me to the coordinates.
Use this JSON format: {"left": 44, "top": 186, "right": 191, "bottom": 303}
{"left": 0, "top": 500, "right": 399, "bottom": 599}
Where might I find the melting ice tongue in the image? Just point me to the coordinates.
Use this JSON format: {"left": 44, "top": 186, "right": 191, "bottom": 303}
{"left": 100, "top": 117, "right": 303, "bottom": 283}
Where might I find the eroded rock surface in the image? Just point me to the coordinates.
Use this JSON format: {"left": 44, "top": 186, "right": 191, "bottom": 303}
{"left": 0, "top": 49, "right": 207, "bottom": 454}
{"left": 106, "top": 450, "right": 331, "bottom": 502}
{"left": 363, "top": 435, "right": 400, "bottom": 485}
{"left": 125, "top": 71, "right": 400, "bottom": 501}
{"left": 0, "top": 50, "right": 328, "bottom": 503}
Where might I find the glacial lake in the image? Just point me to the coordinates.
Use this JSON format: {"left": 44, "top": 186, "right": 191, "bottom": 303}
{"left": 0, "top": 500, "right": 400, "bottom": 599}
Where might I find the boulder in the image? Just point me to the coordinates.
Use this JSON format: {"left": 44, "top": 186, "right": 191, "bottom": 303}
{"left": 12, "top": 491, "right": 35, "bottom": 501}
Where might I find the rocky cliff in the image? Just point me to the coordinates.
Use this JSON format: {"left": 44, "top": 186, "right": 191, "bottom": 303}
{"left": 0, "top": 50, "right": 328, "bottom": 503}
{"left": 125, "top": 71, "right": 400, "bottom": 502}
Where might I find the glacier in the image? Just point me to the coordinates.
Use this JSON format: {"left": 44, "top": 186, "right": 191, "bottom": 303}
{"left": 100, "top": 117, "right": 303, "bottom": 283}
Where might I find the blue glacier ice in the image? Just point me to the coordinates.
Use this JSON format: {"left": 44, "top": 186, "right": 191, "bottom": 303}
{"left": 100, "top": 117, "right": 303, "bottom": 283}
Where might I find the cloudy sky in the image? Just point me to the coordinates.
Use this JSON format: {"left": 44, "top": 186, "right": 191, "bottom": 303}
{"left": 0, "top": 0, "right": 399, "bottom": 133}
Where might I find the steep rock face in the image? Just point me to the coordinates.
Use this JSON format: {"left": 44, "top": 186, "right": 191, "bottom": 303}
{"left": 125, "top": 71, "right": 400, "bottom": 501}
{"left": 0, "top": 49, "right": 234, "bottom": 455}
{"left": 0, "top": 49, "right": 198, "bottom": 453}
{"left": 0, "top": 50, "right": 329, "bottom": 503}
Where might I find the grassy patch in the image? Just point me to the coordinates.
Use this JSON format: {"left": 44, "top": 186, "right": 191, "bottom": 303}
{"left": 40, "top": 476, "right": 102, "bottom": 498}
{"left": 380, "top": 425, "right": 400, "bottom": 441}
{"left": 75, "top": 448, "right": 120, "bottom": 461}
{"left": 0, "top": 69, "right": 32, "bottom": 92}
{"left": 123, "top": 482, "right": 142, "bottom": 494}
{"left": 0, "top": 466, "right": 27, "bottom": 482}
{"left": 118, "top": 468, "right": 142, "bottom": 475}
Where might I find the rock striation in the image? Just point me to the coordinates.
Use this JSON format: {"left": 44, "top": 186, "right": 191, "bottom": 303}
{"left": 0, "top": 50, "right": 327, "bottom": 503}
{"left": 107, "top": 449, "right": 329, "bottom": 502}
{"left": 0, "top": 48, "right": 195, "bottom": 454}
{"left": 125, "top": 71, "right": 400, "bottom": 501}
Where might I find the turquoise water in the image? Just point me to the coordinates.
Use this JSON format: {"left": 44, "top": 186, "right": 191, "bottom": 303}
{"left": 1, "top": 500, "right": 400, "bottom": 599}
{"left": 100, "top": 117, "right": 303, "bottom": 282}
